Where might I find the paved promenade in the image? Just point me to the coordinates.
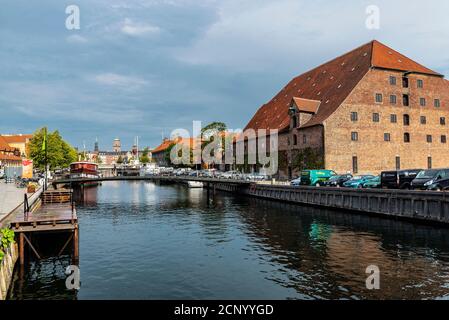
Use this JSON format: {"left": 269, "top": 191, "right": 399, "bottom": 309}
{"left": 0, "top": 181, "right": 27, "bottom": 223}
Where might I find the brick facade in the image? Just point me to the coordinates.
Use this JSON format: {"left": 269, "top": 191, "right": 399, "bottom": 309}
{"left": 324, "top": 69, "right": 449, "bottom": 174}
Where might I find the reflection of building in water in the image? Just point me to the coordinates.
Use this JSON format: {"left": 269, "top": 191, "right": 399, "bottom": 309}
{"left": 238, "top": 198, "right": 449, "bottom": 299}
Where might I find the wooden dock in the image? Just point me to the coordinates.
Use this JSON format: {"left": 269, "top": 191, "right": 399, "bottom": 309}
{"left": 10, "top": 189, "right": 79, "bottom": 265}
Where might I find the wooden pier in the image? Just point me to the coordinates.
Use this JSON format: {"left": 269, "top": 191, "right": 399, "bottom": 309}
{"left": 10, "top": 189, "right": 79, "bottom": 266}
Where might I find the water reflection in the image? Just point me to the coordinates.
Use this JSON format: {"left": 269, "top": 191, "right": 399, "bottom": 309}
{"left": 8, "top": 181, "right": 449, "bottom": 300}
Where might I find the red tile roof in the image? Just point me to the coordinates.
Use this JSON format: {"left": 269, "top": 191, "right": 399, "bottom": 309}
{"left": 371, "top": 40, "right": 442, "bottom": 76}
{"left": 292, "top": 97, "right": 321, "bottom": 114}
{"left": 245, "top": 40, "right": 445, "bottom": 133}
{"left": 0, "top": 136, "right": 15, "bottom": 152}
{"left": 1, "top": 134, "right": 33, "bottom": 144}
{"left": 151, "top": 139, "right": 174, "bottom": 154}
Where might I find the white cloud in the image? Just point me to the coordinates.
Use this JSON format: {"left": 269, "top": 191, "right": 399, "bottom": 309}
{"left": 120, "top": 18, "right": 161, "bottom": 36}
{"left": 92, "top": 73, "right": 149, "bottom": 88}
{"left": 175, "top": 0, "right": 449, "bottom": 73}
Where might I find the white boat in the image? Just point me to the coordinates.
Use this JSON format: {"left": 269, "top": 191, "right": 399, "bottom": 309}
{"left": 187, "top": 181, "right": 203, "bottom": 188}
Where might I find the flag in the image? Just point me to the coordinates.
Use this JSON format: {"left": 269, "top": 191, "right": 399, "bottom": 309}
{"left": 41, "top": 127, "right": 47, "bottom": 152}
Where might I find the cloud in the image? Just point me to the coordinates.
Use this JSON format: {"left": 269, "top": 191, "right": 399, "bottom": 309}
{"left": 120, "top": 18, "right": 161, "bottom": 36}
{"left": 92, "top": 73, "right": 150, "bottom": 89}
{"left": 175, "top": 0, "right": 449, "bottom": 72}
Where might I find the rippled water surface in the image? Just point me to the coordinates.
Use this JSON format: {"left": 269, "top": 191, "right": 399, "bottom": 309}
{"left": 8, "top": 181, "right": 449, "bottom": 299}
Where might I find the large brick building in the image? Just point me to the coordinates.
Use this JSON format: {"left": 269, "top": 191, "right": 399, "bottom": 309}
{"left": 245, "top": 40, "right": 449, "bottom": 178}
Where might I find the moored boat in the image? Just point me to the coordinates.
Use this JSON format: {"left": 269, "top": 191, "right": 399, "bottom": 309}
{"left": 69, "top": 162, "right": 100, "bottom": 187}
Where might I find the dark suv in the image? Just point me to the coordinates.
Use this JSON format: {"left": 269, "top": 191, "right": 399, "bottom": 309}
{"left": 320, "top": 174, "right": 353, "bottom": 187}
{"left": 380, "top": 169, "right": 422, "bottom": 189}
{"left": 410, "top": 169, "right": 449, "bottom": 190}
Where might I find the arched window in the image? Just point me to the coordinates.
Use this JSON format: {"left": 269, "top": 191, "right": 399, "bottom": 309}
{"left": 404, "top": 133, "right": 410, "bottom": 143}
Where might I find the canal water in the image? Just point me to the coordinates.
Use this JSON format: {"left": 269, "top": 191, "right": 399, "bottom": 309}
{"left": 8, "top": 181, "right": 449, "bottom": 299}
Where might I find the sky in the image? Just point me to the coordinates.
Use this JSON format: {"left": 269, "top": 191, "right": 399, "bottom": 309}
{"left": 1, "top": 0, "right": 448, "bottom": 151}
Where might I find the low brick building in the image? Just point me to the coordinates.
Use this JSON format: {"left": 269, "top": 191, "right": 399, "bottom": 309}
{"left": 244, "top": 40, "right": 449, "bottom": 178}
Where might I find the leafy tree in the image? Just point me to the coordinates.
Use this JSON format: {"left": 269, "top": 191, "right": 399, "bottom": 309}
{"left": 29, "top": 128, "right": 77, "bottom": 169}
{"left": 116, "top": 155, "right": 124, "bottom": 164}
{"left": 140, "top": 147, "right": 150, "bottom": 164}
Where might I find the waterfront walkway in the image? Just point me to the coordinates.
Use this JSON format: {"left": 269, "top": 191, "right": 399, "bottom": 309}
{"left": 0, "top": 181, "right": 27, "bottom": 223}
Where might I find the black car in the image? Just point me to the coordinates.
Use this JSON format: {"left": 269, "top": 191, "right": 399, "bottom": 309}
{"left": 427, "top": 177, "right": 449, "bottom": 191}
{"left": 320, "top": 174, "right": 353, "bottom": 187}
{"left": 380, "top": 169, "right": 422, "bottom": 189}
{"left": 410, "top": 168, "right": 449, "bottom": 190}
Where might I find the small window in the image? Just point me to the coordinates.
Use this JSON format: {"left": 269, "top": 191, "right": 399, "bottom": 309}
{"left": 375, "top": 93, "right": 383, "bottom": 103}
{"left": 389, "top": 76, "right": 397, "bottom": 85}
{"left": 404, "top": 133, "right": 410, "bottom": 143}
{"left": 426, "top": 135, "right": 432, "bottom": 143}
{"left": 403, "top": 114, "right": 410, "bottom": 126}
{"left": 390, "top": 95, "right": 397, "bottom": 105}
{"left": 384, "top": 133, "right": 391, "bottom": 142}
{"left": 352, "top": 156, "right": 358, "bottom": 174}
{"left": 303, "top": 135, "right": 307, "bottom": 144}
{"left": 402, "top": 77, "right": 409, "bottom": 88}
{"left": 428, "top": 157, "right": 432, "bottom": 169}
{"left": 350, "top": 112, "right": 358, "bottom": 122}
{"left": 441, "top": 135, "right": 447, "bottom": 144}
{"left": 435, "top": 99, "right": 441, "bottom": 108}
{"left": 417, "top": 79, "right": 423, "bottom": 88}
{"left": 293, "top": 134, "right": 297, "bottom": 145}
{"left": 373, "top": 113, "right": 380, "bottom": 122}
{"left": 420, "top": 98, "right": 426, "bottom": 107}
{"left": 396, "top": 156, "right": 401, "bottom": 170}
{"left": 403, "top": 94, "right": 410, "bottom": 107}
{"left": 440, "top": 117, "right": 446, "bottom": 125}
{"left": 390, "top": 114, "right": 397, "bottom": 123}
{"left": 351, "top": 132, "right": 359, "bottom": 141}
{"left": 420, "top": 116, "right": 427, "bottom": 125}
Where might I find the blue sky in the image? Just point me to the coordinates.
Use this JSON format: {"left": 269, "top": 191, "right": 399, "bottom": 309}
{"left": 1, "top": 0, "right": 448, "bottom": 150}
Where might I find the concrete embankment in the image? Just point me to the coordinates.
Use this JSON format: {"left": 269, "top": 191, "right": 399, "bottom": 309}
{"left": 211, "top": 183, "right": 449, "bottom": 226}
{"left": 0, "top": 243, "right": 18, "bottom": 300}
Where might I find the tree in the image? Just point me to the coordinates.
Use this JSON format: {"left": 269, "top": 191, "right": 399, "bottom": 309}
{"left": 140, "top": 147, "right": 150, "bottom": 164}
{"left": 29, "top": 128, "right": 77, "bottom": 169}
{"left": 292, "top": 147, "right": 324, "bottom": 171}
{"left": 116, "top": 155, "right": 123, "bottom": 164}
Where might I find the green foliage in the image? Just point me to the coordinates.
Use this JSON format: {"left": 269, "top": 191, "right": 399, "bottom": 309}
{"left": 140, "top": 147, "right": 150, "bottom": 164}
{"left": 0, "top": 228, "right": 15, "bottom": 250}
{"left": 292, "top": 147, "right": 324, "bottom": 171}
{"left": 201, "top": 122, "right": 227, "bottom": 136}
{"left": 29, "top": 127, "right": 77, "bottom": 169}
{"left": 116, "top": 155, "right": 124, "bottom": 164}
{"left": 0, "top": 249, "right": 4, "bottom": 262}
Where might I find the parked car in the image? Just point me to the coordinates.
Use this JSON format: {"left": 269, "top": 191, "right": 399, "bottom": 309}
{"left": 343, "top": 175, "right": 376, "bottom": 188}
{"left": 290, "top": 177, "right": 301, "bottom": 186}
{"left": 220, "top": 171, "right": 243, "bottom": 180}
{"left": 320, "top": 174, "right": 352, "bottom": 187}
{"left": 189, "top": 170, "right": 201, "bottom": 177}
{"left": 362, "top": 176, "right": 381, "bottom": 188}
{"left": 0, "top": 168, "right": 4, "bottom": 179}
{"left": 380, "top": 169, "right": 422, "bottom": 189}
{"left": 245, "top": 173, "right": 269, "bottom": 181}
{"left": 299, "top": 170, "right": 337, "bottom": 186}
{"left": 411, "top": 169, "right": 449, "bottom": 190}
{"left": 427, "top": 177, "right": 449, "bottom": 191}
